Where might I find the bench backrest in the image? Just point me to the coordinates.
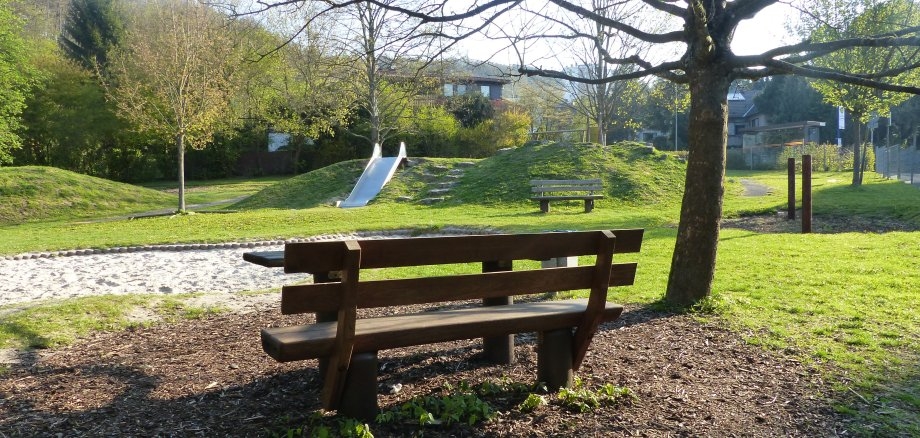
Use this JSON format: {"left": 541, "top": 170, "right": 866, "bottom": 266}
{"left": 530, "top": 179, "right": 603, "bottom": 194}
{"left": 280, "top": 229, "right": 642, "bottom": 315}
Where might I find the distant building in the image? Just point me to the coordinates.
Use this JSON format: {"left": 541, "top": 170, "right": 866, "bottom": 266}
{"left": 440, "top": 75, "right": 511, "bottom": 101}
{"left": 728, "top": 86, "right": 824, "bottom": 148}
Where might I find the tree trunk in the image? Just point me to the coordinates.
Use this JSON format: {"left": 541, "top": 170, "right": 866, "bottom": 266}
{"left": 177, "top": 132, "right": 186, "bottom": 212}
{"left": 664, "top": 72, "right": 730, "bottom": 307}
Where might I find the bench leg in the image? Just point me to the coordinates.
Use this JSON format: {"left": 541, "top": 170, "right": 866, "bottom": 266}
{"left": 537, "top": 328, "right": 574, "bottom": 390}
{"left": 540, "top": 200, "right": 549, "bottom": 213}
{"left": 482, "top": 260, "right": 515, "bottom": 365}
{"left": 584, "top": 199, "right": 594, "bottom": 213}
{"left": 483, "top": 296, "right": 515, "bottom": 365}
{"left": 315, "top": 311, "right": 338, "bottom": 378}
{"left": 337, "top": 351, "right": 379, "bottom": 422}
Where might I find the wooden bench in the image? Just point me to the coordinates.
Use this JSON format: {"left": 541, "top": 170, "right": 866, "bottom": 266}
{"left": 531, "top": 179, "right": 604, "bottom": 213}
{"left": 244, "top": 229, "right": 643, "bottom": 421}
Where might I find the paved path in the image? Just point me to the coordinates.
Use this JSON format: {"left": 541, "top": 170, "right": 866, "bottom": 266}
{"left": 740, "top": 179, "right": 771, "bottom": 196}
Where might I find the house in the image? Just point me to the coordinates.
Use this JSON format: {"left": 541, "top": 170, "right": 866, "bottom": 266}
{"left": 727, "top": 88, "right": 768, "bottom": 148}
{"left": 440, "top": 75, "right": 511, "bottom": 101}
{"left": 728, "top": 86, "right": 824, "bottom": 148}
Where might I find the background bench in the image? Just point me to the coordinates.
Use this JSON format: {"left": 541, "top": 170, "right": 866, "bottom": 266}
{"left": 246, "top": 229, "right": 643, "bottom": 420}
{"left": 530, "top": 179, "right": 604, "bottom": 213}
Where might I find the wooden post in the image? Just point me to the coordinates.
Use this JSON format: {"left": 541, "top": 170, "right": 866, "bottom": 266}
{"left": 482, "top": 260, "right": 514, "bottom": 364}
{"left": 787, "top": 158, "right": 796, "bottom": 220}
{"left": 803, "top": 155, "right": 813, "bottom": 233}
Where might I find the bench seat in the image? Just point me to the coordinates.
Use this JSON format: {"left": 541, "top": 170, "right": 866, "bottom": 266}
{"left": 262, "top": 299, "right": 624, "bottom": 362}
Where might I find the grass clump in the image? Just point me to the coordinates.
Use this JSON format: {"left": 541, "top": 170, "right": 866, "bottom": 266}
{"left": 0, "top": 294, "right": 228, "bottom": 349}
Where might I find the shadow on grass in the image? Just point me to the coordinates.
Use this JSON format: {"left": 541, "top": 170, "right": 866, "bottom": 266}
{"left": 830, "top": 353, "right": 920, "bottom": 436}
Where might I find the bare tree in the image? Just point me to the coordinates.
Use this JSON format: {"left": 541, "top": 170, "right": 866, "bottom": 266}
{"left": 232, "top": 0, "right": 920, "bottom": 307}
{"left": 108, "top": 0, "right": 242, "bottom": 212}
{"left": 553, "top": 0, "right": 650, "bottom": 144}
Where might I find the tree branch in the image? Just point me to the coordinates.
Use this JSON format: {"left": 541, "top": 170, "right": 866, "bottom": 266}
{"left": 547, "top": 0, "right": 685, "bottom": 44}
{"left": 763, "top": 58, "right": 920, "bottom": 94}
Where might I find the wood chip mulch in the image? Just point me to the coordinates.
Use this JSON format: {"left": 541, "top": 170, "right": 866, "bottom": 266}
{"left": 0, "top": 303, "right": 848, "bottom": 437}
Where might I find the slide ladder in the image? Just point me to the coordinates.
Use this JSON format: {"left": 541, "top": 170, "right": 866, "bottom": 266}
{"left": 338, "top": 142, "right": 407, "bottom": 208}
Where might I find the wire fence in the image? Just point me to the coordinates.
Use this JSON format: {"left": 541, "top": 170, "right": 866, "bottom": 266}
{"left": 875, "top": 145, "right": 920, "bottom": 187}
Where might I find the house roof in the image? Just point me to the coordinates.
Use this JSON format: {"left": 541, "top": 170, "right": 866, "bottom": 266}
{"left": 727, "top": 88, "right": 761, "bottom": 120}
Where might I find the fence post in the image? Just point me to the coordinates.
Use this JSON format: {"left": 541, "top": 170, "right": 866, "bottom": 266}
{"left": 788, "top": 157, "right": 796, "bottom": 220}
{"left": 803, "top": 155, "right": 812, "bottom": 234}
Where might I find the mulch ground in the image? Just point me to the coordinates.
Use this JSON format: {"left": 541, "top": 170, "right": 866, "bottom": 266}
{"left": 0, "top": 304, "right": 846, "bottom": 437}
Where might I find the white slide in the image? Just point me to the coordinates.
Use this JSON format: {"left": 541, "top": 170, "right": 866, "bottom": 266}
{"left": 338, "top": 142, "right": 407, "bottom": 208}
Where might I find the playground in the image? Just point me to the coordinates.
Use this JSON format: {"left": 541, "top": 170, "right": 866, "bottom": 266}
{"left": 1, "top": 141, "right": 919, "bottom": 436}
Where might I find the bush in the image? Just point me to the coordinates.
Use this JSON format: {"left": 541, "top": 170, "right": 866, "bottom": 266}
{"left": 405, "top": 106, "right": 459, "bottom": 158}
{"left": 456, "top": 109, "right": 531, "bottom": 158}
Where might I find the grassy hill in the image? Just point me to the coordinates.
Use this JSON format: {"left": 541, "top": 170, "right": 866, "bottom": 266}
{"left": 237, "top": 141, "right": 687, "bottom": 210}
{"left": 0, "top": 166, "right": 175, "bottom": 225}
{"left": 447, "top": 141, "right": 685, "bottom": 205}
{"left": 232, "top": 160, "right": 366, "bottom": 210}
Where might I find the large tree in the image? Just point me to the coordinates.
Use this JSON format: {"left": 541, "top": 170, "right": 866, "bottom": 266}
{"left": 107, "top": 0, "right": 242, "bottom": 211}
{"left": 238, "top": 0, "right": 920, "bottom": 307}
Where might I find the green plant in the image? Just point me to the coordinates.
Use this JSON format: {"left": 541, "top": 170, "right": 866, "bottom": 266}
{"left": 556, "top": 380, "right": 635, "bottom": 413}
{"left": 519, "top": 393, "right": 548, "bottom": 413}
{"left": 376, "top": 391, "right": 495, "bottom": 427}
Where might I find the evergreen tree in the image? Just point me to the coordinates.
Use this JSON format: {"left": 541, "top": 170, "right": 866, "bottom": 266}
{"left": 59, "top": 0, "right": 124, "bottom": 71}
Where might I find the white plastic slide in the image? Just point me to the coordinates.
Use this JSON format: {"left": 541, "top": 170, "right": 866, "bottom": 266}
{"left": 338, "top": 142, "right": 407, "bottom": 208}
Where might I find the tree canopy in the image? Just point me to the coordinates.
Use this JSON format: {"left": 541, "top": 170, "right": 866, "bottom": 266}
{"left": 0, "top": 0, "right": 36, "bottom": 165}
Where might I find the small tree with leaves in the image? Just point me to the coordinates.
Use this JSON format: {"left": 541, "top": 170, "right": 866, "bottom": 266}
{"left": 804, "top": 0, "right": 920, "bottom": 185}
{"left": 108, "top": 0, "right": 241, "bottom": 211}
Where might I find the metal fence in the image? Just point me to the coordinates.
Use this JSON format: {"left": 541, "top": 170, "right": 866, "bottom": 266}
{"left": 875, "top": 145, "right": 920, "bottom": 187}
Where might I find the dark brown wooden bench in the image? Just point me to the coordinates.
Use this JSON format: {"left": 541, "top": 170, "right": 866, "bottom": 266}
{"left": 243, "top": 229, "right": 643, "bottom": 421}
{"left": 531, "top": 179, "right": 604, "bottom": 213}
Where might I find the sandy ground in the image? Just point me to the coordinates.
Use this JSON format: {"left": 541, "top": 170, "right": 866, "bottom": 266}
{"left": 0, "top": 244, "right": 302, "bottom": 308}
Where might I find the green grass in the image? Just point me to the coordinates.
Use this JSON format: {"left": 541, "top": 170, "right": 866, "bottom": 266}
{"left": 0, "top": 293, "right": 230, "bottom": 350}
{"left": 2, "top": 142, "right": 920, "bottom": 434}
{"left": 139, "top": 175, "right": 288, "bottom": 207}
{"left": 0, "top": 166, "right": 175, "bottom": 225}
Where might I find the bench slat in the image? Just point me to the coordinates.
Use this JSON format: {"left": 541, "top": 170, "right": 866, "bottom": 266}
{"left": 531, "top": 195, "right": 604, "bottom": 201}
{"left": 262, "top": 298, "right": 624, "bottom": 362}
{"left": 283, "top": 229, "right": 642, "bottom": 273}
{"left": 530, "top": 179, "right": 602, "bottom": 185}
{"left": 280, "top": 262, "right": 638, "bottom": 314}
{"left": 531, "top": 186, "right": 603, "bottom": 193}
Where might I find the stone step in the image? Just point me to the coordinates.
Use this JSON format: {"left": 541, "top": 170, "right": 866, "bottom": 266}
{"left": 419, "top": 197, "right": 447, "bottom": 205}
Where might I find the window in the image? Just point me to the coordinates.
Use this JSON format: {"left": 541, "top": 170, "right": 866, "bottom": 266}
{"left": 480, "top": 85, "right": 491, "bottom": 98}
{"left": 443, "top": 83, "right": 453, "bottom": 97}
{"left": 457, "top": 84, "right": 467, "bottom": 94}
